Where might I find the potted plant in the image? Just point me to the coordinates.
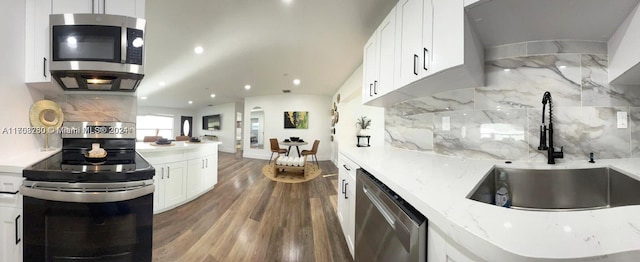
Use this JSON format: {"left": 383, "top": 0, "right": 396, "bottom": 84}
{"left": 355, "top": 116, "right": 371, "bottom": 135}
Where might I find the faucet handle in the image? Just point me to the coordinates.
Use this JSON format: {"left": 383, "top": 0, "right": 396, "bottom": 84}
{"left": 554, "top": 146, "right": 564, "bottom": 159}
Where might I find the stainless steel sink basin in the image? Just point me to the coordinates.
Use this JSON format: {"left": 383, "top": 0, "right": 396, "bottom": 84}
{"left": 468, "top": 167, "right": 640, "bottom": 211}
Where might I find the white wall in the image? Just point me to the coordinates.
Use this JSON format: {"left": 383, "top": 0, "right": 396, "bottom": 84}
{"left": 331, "top": 65, "right": 385, "bottom": 164}
{"left": 137, "top": 106, "right": 196, "bottom": 138}
{"left": 195, "top": 102, "right": 238, "bottom": 153}
{"left": 0, "top": 1, "right": 47, "bottom": 156}
{"left": 243, "top": 94, "right": 332, "bottom": 160}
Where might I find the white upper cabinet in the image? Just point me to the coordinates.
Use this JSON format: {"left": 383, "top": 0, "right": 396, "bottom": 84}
{"left": 362, "top": 6, "right": 399, "bottom": 104}
{"left": 25, "top": 0, "right": 52, "bottom": 85}
{"left": 52, "top": 0, "right": 94, "bottom": 14}
{"left": 52, "top": 0, "right": 145, "bottom": 18}
{"left": 395, "top": 0, "right": 429, "bottom": 88}
{"left": 608, "top": 2, "right": 640, "bottom": 85}
{"left": 363, "top": 0, "right": 484, "bottom": 107}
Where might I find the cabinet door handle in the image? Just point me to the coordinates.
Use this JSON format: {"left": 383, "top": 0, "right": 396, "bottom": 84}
{"left": 413, "top": 54, "right": 419, "bottom": 75}
{"left": 373, "top": 80, "right": 378, "bottom": 95}
{"left": 423, "top": 48, "right": 429, "bottom": 71}
{"left": 202, "top": 159, "right": 205, "bottom": 169}
{"left": 342, "top": 164, "right": 351, "bottom": 171}
{"left": 206, "top": 158, "right": 208, "bottom": 168}
{"left": 15, "top": 215, "right": 21, "bottom": 244}
{"left": 341, "top": 179, "right": 346, "bottom": 195}
{"left": 344, "top": 183, "right": 349, "bottom": 199}
{"left": 43, "top": 57, "right": 47, "bottom": 78}
{"left": 167, "top": 166, "right": 170, "bottom": 178}
{"left": 161, "top": 167, "right": 164, "bottom": 179}
{"left": 369, "top": 83, "right": 373, "bottom": 97}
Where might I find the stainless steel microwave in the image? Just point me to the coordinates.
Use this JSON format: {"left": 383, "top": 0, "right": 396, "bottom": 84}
{"left": 49, "top": 14, "right": 146, "bottom": 92}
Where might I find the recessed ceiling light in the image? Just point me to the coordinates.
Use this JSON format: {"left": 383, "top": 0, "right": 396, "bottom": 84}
{"left": 559, "top": 65, "right": 567, "bottom": 69}
{"left": 293, "top": 79, "right": 301, "bottom": 86}
{"left": 159, "top": 82, "right": 166, "bottom": 86}
{"left": 244, "top": 84, "right": 251, "bottom": 90}
{"left": 140, "top": 96, "right": 147, "bottom": 100}
{"left": 188, "top": 101, "right": 193, "bottom": 104}
{"left": 282, "top": 0, "right": 293, "bottom": 4}
{"left": 194, "top": 46, "right": 204, "bottom": 54}
{"left": 503, "top": 69, "right": 511, "bottom": 72}
{"left": 210, "top": 94, "right": 216, "bottom": 98}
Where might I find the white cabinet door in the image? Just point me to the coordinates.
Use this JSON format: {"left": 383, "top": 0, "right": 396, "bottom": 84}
{"left": 153, "top": 165, "right": 165, "bottom": 212}
{"left": 376, "top": 7, "right": 397, "bottom": 97}
{"left": 25, "top": 0, "right": 52, "bottom": 84}
{"left": 102, "top": 0, "right": 145, "bottom": 18}
{"left": 164, "top": 161, "right": 187, "bottom": 208}
{"left": 421, "top": 0, "right": 434, "bottom": 75}
{"left": 1, "top": 207, "right": 22, "bottom": 262}
{"left": 52, "top": 0, "right": 95, "bottom": 14}
{"left": 362, "top": 34, "right": 378, "bottom": 103}
{"left": 337, "top": 155, "right": 358, "bottom": 259}
{"left": 186, "top": 158, "right": 204, "bottom": 199}
{"left": 344, "top": 171, "right": 356, "bottom": 258}
{"left": 427, "top": 222, "right": 447, "bottom": 262}
{"left": 396, "top": 0, "right": 425, "bottom": 88}
{"left": 202, "top": 155, "right": 217, "bottom": 190}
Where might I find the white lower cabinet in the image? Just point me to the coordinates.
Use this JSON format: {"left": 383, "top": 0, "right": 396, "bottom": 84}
{"left": 152, "top": 161, "right": 188, "bottom": 212}
{"left": 186, "top": 154, "right": 217, "bottom": 198}
{"left": 140, "top": 143, "right": 219, "bottom": 214}
{"left": 337, "top": 154, "right": 358, "bottom": 259}
{"left": 1, "top": 206, "right": 22, "bottom": 262}
{"left": 162, "top": 161, "right": 188, "bottom": 208}
{"left": 428, "top": 221, "right": 479, "bottom": 262}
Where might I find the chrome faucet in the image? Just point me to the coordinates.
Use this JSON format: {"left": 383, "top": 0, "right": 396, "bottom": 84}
{"left": 537, "top": 91, "right": 564, "bottom": 164}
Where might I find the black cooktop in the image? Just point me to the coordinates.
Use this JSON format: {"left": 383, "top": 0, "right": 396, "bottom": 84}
{"left": 23, "top": 138, "right": 154, "bottom": 183}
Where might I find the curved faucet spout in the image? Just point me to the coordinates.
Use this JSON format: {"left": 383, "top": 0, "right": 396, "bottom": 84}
{"left": 538, "top": 91, "right": 563, "bottom": 164}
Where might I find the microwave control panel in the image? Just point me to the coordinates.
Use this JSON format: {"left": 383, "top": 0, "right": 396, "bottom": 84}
{"left": 126, "top": 28, "right": 144, "bottom": 65}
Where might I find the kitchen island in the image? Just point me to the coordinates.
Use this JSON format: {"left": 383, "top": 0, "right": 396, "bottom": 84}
{"left": 137, "top": 141, "right": 221, "bottom": 214}
{"left": 341, "top": 146, "right": 640, "bottom": 262}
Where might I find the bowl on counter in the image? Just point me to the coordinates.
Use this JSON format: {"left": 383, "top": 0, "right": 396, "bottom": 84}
{"left": 156, "top": 138, "right": 171, "bottom": 145}
{"left": 289, "top": 137, "right": 300, "bottom": 142}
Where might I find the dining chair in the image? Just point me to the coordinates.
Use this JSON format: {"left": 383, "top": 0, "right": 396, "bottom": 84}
{"left": 175, "top": 136, "right": 190, "bottom": 141}
{"left": 143, "top": 136, "right": 162, "bottom": 142}
{"left": 301, "top": 140, "right": 320, "bottom": 166}
{"left": 269, "top": 138, "right": 287, "bottom": 164}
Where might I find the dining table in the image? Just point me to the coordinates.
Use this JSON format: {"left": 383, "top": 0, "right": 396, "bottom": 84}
{"left": 279, "top": 140, "right": 309, "bottom": 157}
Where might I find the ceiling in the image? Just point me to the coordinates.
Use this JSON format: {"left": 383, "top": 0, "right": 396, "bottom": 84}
{"left": 466, "top": 0, "right": 640, "bottom": 47}
{"left": 137, "top": 0, "right": 397, "bottom": 109}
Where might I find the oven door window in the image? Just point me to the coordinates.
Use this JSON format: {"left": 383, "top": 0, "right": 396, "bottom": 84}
{"left": 24, "top": 195, "right": 152, "bottom": 262}
{"left": 52, "top": 25, "right": 121, "bottom": 63}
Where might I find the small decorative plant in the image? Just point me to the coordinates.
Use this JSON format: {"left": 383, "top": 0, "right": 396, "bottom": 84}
{"left": 356, "top": 116, "right": 371, "bottom": 130}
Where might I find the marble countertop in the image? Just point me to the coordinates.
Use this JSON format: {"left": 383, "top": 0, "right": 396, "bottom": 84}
{"left": 341, "top": 146, "right": 640, "bottom": 261}
{"left": 136, "top": 141, "right": 221, "bottom": 153}
{"left": 0, "top": 148, "right": 60, "bottom": 174}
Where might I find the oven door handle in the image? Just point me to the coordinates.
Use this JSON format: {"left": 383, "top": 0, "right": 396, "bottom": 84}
{"left": 20, "top": 184, "right": 154, "bottom": 203}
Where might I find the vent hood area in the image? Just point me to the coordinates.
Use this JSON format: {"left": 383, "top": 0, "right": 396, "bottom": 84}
{"left": 51, "top": 71, "right": 144, "bottom": 92}
{"left": 465, "top": 0, "right": 640, "bottom": 47}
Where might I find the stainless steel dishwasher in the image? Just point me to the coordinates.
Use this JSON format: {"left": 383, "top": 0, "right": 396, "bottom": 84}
{"left": 355, "top": 168, "right": 427, "bottom": 262}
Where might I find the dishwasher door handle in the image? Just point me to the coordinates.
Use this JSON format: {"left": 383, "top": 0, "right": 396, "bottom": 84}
{"left": 363, "top": 183, "right": 413, "bottom": 252}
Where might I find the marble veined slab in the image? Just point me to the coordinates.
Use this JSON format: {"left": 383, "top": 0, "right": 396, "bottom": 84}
{"left": 527, "top": 40, "right": 607, "bottom": 56}
{"left": 433, "top": 109, "right": 529, "bottom": 160}
{"left": 55, "top": 94, "right": 137, "bottom": 122}
{"left": 582, "top": 54, "right": 640, "bottom": 106}
{"left": 528, "top": 106, "right": 631, "bottom": 161}
{"left": 476, "top": 54, "right": 582, "bottom": 110}
{"left": 630, "top": 107, "right": 640, "bottom": 158}
{"left": 385, "top": 89, "right": 475, "bottom": 151}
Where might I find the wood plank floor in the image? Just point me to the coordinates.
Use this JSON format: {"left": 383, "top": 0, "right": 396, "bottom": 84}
{"left": 152, "top": 152, "right": 353, "bottom": 262}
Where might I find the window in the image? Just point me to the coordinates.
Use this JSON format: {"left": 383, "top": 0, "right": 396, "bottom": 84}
{"left": 136, "top": 115, "right": 174, "bottom": 141}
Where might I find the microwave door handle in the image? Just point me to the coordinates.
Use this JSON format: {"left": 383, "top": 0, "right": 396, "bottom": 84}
{"left": 121, "top": 24, "right": 127, "bottom": 63}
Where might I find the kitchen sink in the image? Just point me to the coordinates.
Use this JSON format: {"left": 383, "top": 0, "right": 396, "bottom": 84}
{"left": 468, "top": 167, "right": 640, "bottom": 211}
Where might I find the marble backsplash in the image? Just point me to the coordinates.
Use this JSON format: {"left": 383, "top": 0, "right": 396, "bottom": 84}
{"left": 51, "top": 93, "right": 137, "bottom": 123}
{"left": 385, "top": 40, "right": 640, "bottom": 161}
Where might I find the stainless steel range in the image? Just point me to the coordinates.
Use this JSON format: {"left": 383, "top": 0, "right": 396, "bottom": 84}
{"left": 22, "top": 121, "right": 154, "bottom": 262}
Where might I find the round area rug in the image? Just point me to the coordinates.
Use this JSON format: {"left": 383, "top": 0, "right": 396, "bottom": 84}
{"left": 262, "top": 163, "right": 322, "bottom": 183}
